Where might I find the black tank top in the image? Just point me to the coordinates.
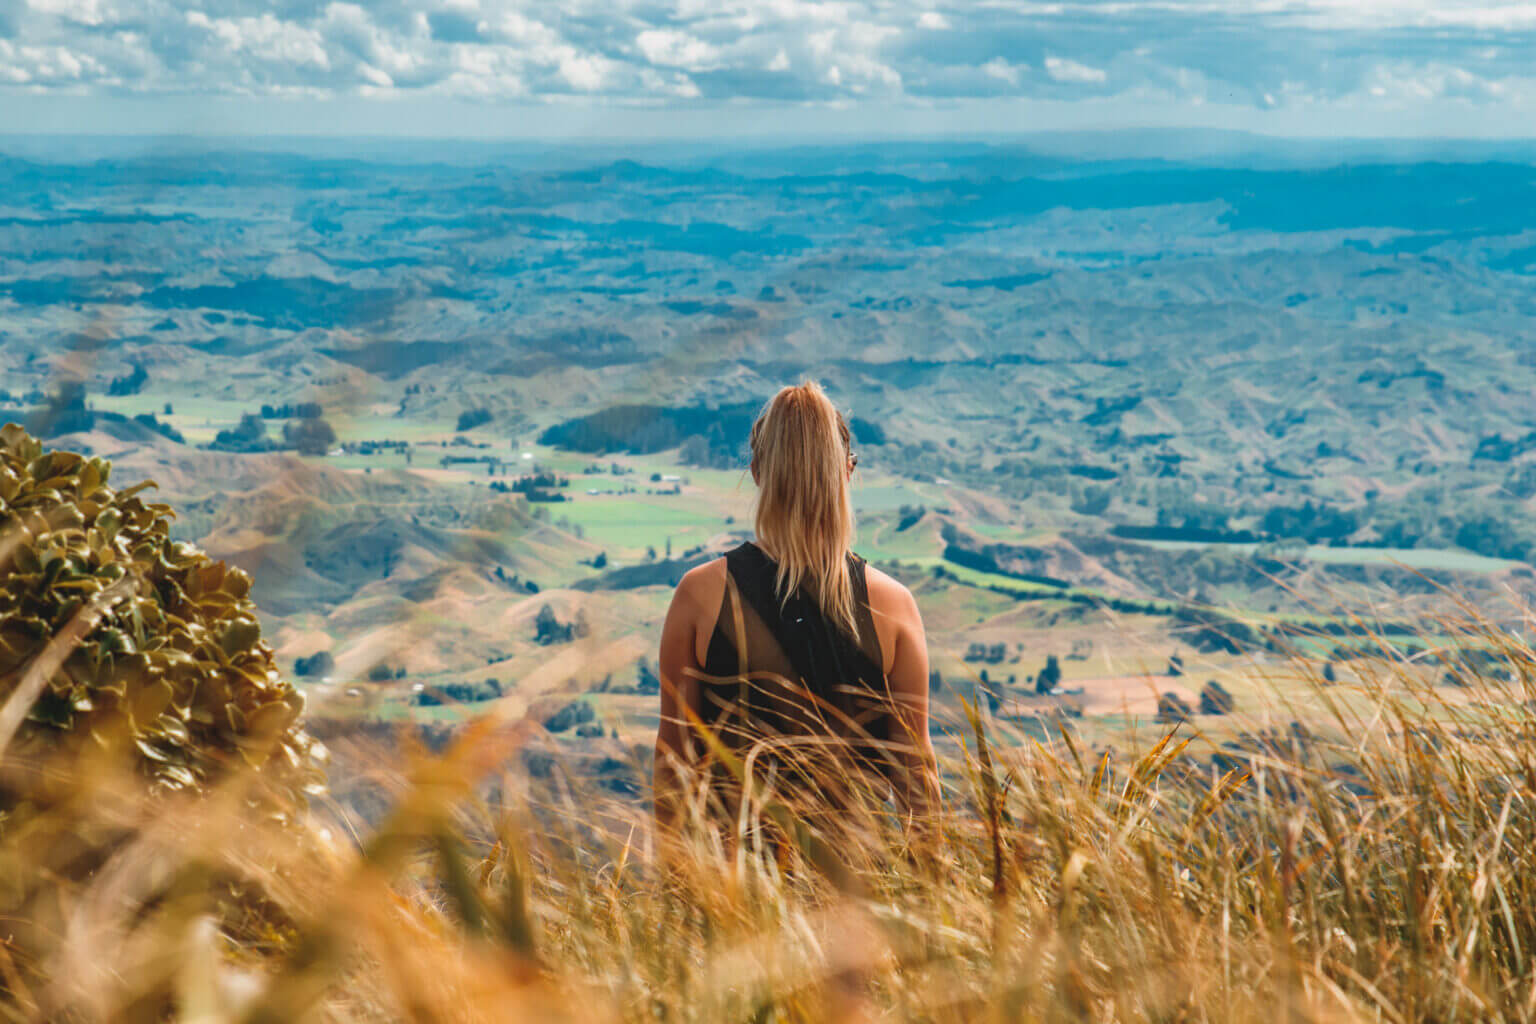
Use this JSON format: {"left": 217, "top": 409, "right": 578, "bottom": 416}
{"left": 693, "top": 542, "right": 893, "bottom": 786}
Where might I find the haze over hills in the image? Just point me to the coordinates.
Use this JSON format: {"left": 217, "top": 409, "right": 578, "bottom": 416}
{"left": 4, "top": 133, "right": 1536, "bottom": 752}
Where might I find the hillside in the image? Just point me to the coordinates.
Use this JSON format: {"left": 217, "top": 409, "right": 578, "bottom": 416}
{"left": 4, "top": 140, "right": 1536, "bottom": 763}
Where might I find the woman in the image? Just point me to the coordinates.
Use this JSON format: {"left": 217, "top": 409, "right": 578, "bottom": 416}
{"left": 652, "top": 381, "right": 938, "bottom": 849}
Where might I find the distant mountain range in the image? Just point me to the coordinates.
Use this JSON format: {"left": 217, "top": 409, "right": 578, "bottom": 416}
{"left": 5, "top": 137, "right": 1536, "bottom": 619}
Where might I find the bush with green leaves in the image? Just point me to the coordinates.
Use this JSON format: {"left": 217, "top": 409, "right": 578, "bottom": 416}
{"left": 0, "top": 423, "right": 325, "bottom": 814}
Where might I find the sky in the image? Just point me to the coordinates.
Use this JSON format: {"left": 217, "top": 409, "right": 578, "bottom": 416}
{"left": 2, "top": 0, "right": 1536, "bottom": 138}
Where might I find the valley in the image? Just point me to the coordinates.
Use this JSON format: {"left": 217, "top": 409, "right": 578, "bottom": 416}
{"left": 4, "top": 135, "right": 1535, "bottom": 782}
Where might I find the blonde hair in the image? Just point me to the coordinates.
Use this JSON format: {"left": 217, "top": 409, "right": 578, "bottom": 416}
{"left": 749, "top": 380, "right": 858, "bottom": 637}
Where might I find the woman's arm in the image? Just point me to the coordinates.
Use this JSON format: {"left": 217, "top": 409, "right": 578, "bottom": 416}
{"left": 653, "top": 570, "right": 705, "bottom": 833}
{"left": 885, "top": 585, "right": 940, "bottom": 831}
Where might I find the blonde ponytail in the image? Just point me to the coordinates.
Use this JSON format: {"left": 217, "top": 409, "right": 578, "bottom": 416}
{"left": 749, "top": 381, "right": 858, "bottom": 637}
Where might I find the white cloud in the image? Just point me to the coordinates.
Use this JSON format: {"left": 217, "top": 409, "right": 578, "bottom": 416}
{"left": 0, "top": 38, "right": 104, "bottom": 83}
{"left": 559, "top": 52, "right": 612, "bottom": 91}
{"left": 640, "top": 67, "right": 702, "bottom": 97}
{"left": 493, "top": 12, "right": 560, "bottom": 48}
{"left": 26, "top": 0, "right": 111, "bottom": 27}
{"left": 1045, "top": 55, "right": 1106, "bottom": 84}
{"left": 0, "top": 0, "right": 1533, "bottom": 126}
{"left": 635, "top": 28, "right": 721, "bottom": 70}
{"left": 1364, "top": 60, "right": 1504, "bottom": 102}
{"left": 321, "top": 4, "right": 420, "bottom": 79}
{"left": 356, "top": 62, "right": 391, "bottom": 86}
{"left": 188, "top": 11, "right": 331, "bottom": 70}
{"left": 983, "top": 57, "right": 1022, "bottom": 86}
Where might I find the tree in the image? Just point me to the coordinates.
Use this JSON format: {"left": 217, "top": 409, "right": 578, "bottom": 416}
{"left": 211, "top": 413, "right": 273, "bottom": 453}
{"left": 108, "top": 363, "right": 148, "bottom": 397}
{"left": 1200, "top": 680, "right": 1234, "bottom": 715}
{"left": 1036, "top": 655, "right": 1062, "bottom": 695}
{"left": 543, "top": 700, "right": 594, "bottom": 734}
{"left": 295, "top": 651, "right": 335, "bottom": 677}
{"left": 457, "top": 408, "right": 493, "bottom": 431}
{"left": 1157, "top": 691, "right": 1193, "bottom": 725}
{"left": 636, "top": 658, "right": 660, "bottom": 695}
{"left": 535, "top": 603, "right": 573, "bottom": 645}
{"left": 284, "top": 417, "right": 337, "bottom": 456}
{"left": 678, "top": 434, "right": 712, "bottom": 467}
{"left": 32, "top": 380, "right": 94, "bottom": 435}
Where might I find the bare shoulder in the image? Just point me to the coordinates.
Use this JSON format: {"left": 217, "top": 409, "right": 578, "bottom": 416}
{"left": 674, "top": 556, "right": 728, "bottom": 610}
{"left": 862, "top": 562, "right": 920, "bottom": 622}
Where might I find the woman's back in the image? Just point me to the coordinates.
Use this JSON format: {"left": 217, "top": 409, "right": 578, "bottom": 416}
{"left": 652, "top": 380, "right": 937, "bottom": 837}
{"left": 655, "top": 540, "right": 933, "bottom": 828}
{"left": 697, "top": 541, "right": 888, "bottom": 761}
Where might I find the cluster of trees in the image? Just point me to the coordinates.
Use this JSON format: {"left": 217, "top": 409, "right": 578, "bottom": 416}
{"left": 343, "top": 439, "right": 409, "bottom": 457}
{"left": 260, "top": 402, "right": 324, "bottom": 419}
{"left": 589, "top": 659, "right": 662, "bottom": 695}
{"left": 534, "top": 604, "right": 589, "bottom": 645}
{"left": 1171, "top": 606, "right": 1264, "bottom": 655}
{"left": 18, "top": 381, "right": 182, "bottom": 443}
{"left": 457, "top": 408, "right": 493, "bottom": 432}
{"left": 1473, "top": 431, "right": 1536, "bottom": 462}
{"left": 107, "top": 362, "right": 148, "bottom": 396}
{"left": 1156, "top": 692, "right": 1192, "bottom": 724}
{"left": 1259, "top": 501, "right": 1357, "bottom": 542}
{"left": 1158, "top": 680, "right": 1235, "bottom": 723}
{"left": 964, "top": 642, "right": 1009, "bottom": 664}
{"left": 492, "top": 566, "right": 539, "bottom": 593}
{"left": 636, "top": 658, "right": 660, "bottom": 694}
{"left": 1200, "top": 680, "right": 1234, "bottom": 714}
{"left": 31, "top": 381, "right": 94, "bottom": 435}
{"left": 283, "top": 417, "right": 338, "bottom": 456}
{"left": 1111, "top": 485, "right": 1536, "bottom": 565}
{"left": 1111, "top": 522, "right": 1262, "bottom": 545}
{"left": 209, "top": 414, "right": 274, "bottom": 453}
{"left": 516, "top": 471, "right": 568, "bottom": 491}
{"left": 542, "top": 700, "right": 594, "bottom": 733}
{"left": 943, "top": 543, "right": 1070, "bottom": 589}
{"left": 414, "top": 678, "right": 504, "bottom": 706}
{"left": 1036, "top": 655, "right": 1061, "bottom": 694}
{"left": 493, "top": 470, "right": 570, "bottom": 502}
{"left": 294, "top": 651, "right": 335, "bottom": 677}
{"left": 133, "top": 412, "right": 184, "bottom": 443}
{"left": 209, "top": 411, "right": 336, "bottom": 455}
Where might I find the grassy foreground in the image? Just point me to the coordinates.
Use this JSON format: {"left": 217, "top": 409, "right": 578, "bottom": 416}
{"left": 7, "top": 611, "right": 1536, "bottom": 1023}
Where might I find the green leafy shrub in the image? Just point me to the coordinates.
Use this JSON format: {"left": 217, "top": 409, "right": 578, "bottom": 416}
{"left": 0, "top": 423, "right": 325, "bottom": 813}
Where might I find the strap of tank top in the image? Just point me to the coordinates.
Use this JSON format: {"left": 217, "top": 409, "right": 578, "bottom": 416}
{"left": 726, "top": 543, "right": 881, "bottom": 695}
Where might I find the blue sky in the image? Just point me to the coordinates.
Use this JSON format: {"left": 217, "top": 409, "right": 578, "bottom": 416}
{"left": 2, "top": 0, "right": 1535, "bottom": 137}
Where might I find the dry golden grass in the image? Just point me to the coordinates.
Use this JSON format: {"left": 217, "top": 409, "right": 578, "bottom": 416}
{"left": 10, "top": 607, "right": 1536, "bottom": 1023}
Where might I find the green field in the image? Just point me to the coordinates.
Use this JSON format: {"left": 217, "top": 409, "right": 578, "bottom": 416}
{"left": 1131, "top": 539, "right": 1520, "bottom": 573}
{"left": 551, "top": 495, "right": 727, "bottom": 551}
